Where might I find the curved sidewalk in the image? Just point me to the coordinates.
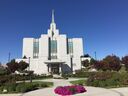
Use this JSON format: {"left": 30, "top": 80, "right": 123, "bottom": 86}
{"left": 22, "top": 79, "right": 120, "bottom": 96}
{"left": 22, "top": 86, "right": 120, "bottom": 96}
{"left": 0, "top": 78, "right": 126, "bottom": 96}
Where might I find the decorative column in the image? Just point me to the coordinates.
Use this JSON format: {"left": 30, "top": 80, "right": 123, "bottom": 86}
{"left": 70, "top": 55, "right": 73, "bottom": 73}
{"left": 49, "top": 64, "right": 52, "bottom": 74}
{"left": 59, "top": 64, "right": 62, "bottom": 75}
{"left": 47, "top": 64, "right": 49, "bottom": 73}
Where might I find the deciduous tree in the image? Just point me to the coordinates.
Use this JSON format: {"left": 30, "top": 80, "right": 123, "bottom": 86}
{"left": 82, "top": 60, "right": 90, "bottom": 68}
{"left": 103, "top": 55, "right": 121, "bottom": 71}
{"left": 6, "top": 59, "right": 19, "bottom": 73}
{"left": 18, "top": 61, "right": 29, "bottom": 71}
{"left": 122, "top": 55, "right": 128, "bottom": 71}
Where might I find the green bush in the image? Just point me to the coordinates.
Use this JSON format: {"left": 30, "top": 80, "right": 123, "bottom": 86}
{"left": 0, "top": 68, "right": 8, "bottom": 76}
{"left": 14, "top": 74, "right": 53, "bottom": 81}
{"left": 16, "top": 83, "right": 26, "bottom": 93}
{"left": 62, "top": 71, "right": 96, "bottom": 78}
{"left": 0, "top": 86, "right": 4, "bottom": 93}
{"left": 18, "top": 83, "right": 38, "bottom": 93}
{"left": 0, "top": 81, "right": 53, "bottom": 93}
{"left": 86, "top": 72, "right": 128, "bottom": 88}
{"left": 0, "top": 75, "right": 14, "bottom": 86}
{"left": 16, "top": 82, "right": 48, "bottom": 93}
{"left": 69, "top": 71, "right": 128, "bottom": 88}
{"left": 6, "top": 83, "right": 17, "bottom": 92}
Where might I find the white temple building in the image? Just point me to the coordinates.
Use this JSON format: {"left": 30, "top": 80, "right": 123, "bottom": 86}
{"left": 16, "top": 11, "right": 84, "bottom": 75}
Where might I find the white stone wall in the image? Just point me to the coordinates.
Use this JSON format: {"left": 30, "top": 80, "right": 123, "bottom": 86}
{"left": 57, "top": 35, "right": 67, "bottom": 61}
{"left": 19, "top": 36, "right": 84, "bottom": 75}
{"left": 39, "top": 35, "right": 49, "bottom": 59}
{"left": 16, "top": 58, "right": 48, "bottom": 75}
{"left": 22, "top": 38, "right": 34, "bottom": 58}
{"left": 30, "top": 59, "right": 48, "bottom": 75}
{"left": 72, "top": 38, "right": 83, "bottom": 57}
{"left": 72, "top": 38, "right": 84, "bottom": 71}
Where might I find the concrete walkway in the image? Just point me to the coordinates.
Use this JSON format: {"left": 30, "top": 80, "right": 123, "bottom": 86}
{"left": 111, "top": 87, "right": 128, "bottom": 96}
{"left": 22, "top": 79, "right": 120, "bottom": 96}
{"left": 0, "top": 78, "right": 128, "bottom": 96}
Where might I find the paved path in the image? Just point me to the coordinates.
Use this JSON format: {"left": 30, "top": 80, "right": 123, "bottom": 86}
{"left": 111, "top": 88, "right": 128, "bottom": 96}
{"left": 22, "top": 79, "right": 72, "bottom": 96}
{"left": 22, "top": 79, "right": 120, "bottom": 96}
{"left": 1, "top": 78, "right": 128, "bottom": 96}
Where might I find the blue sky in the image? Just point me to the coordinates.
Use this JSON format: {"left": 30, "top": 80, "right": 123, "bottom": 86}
{"left": 0, "top": 0, "right": 128, "bottom": 63}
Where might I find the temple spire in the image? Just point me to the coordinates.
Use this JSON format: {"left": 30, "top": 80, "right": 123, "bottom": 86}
{"left": 52, "top": 10, "right": 55, "bottom": 23}
{"left": 48, "top": 10, "right": 59, "bottom": 37}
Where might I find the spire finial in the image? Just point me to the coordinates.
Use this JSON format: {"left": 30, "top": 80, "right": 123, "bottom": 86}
{"left": 52, "top": 9, "right": 55, "bottom": 23}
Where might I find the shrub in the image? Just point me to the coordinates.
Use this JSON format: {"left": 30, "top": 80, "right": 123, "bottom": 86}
{"left": 16, "top": 83, "right": 39, "bottom": 93}
{"left": 0, "top": 81, "right": 53, "bottom": 93}
{"left": 0, "top": 86, "right": 4, "bottom": 93}
{"left": 22, "top": 83, "right": 38, "bottom": 92}
{"left": 62, "top": 71, "right": 96, "bottom": 78}
{"left": 6, "top": 83, "right": 17, "bottom": 92}
{"left": 0, "top": 75, "right": 13, "bottom": 86}
{"left": 15, "top": 83, "right": 24, "bottom": 92}
{"left": 86, "top": 72, "right": 128, "bottom": 88}
{"left": 14, "top": 74, "right": 53, "bottom": 81}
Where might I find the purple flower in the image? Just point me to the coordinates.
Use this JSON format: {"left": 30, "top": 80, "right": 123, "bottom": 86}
{"left": 54, "top": 85, "right": 87, "bottom": 95}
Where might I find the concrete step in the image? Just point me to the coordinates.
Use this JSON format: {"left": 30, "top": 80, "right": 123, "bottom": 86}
{"left": 53, "top": 74, "right": 63, "bottom": 79}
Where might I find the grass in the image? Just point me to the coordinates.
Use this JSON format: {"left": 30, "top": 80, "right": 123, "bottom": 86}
{"left": 70, "top": 79, "right": 87, "bottom": 86}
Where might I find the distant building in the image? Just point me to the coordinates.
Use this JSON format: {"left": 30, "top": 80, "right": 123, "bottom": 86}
{"left": 0, "top": 64, "right": 7, "bottom": 68}
{"left": 81, "top": 54, "right": 91, "bottom": 62}
{"left": 16, "top": 11, "right": 84, "bottom": 75}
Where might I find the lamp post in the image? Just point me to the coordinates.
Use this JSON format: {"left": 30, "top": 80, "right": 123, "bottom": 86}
{"left": 70, "top": 55, "right": 73, "bottom": 73}
{"left": 80, "top": 56, "right": 82, "bottom": 70}
{"left": 28, "top": 57, "right": 30, "bottom": 70}
{"left": 28, "top": 57, "right": 32, "bottom": 83}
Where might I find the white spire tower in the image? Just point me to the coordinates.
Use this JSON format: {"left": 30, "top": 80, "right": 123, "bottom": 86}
{"left": 50, "top": 9, "right": 56, "bottom": 30}
{"left": 48, "top": 9, "right": 59, "bottom": 37}
{"left": 52, "top": 9, "right": 55, "bottom": 23}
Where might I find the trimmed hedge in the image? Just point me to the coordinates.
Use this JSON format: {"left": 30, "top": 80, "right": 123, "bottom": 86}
{"left": 0, "top": 81, "right": 53, "bottom": 93}
{"left": 0, "top": 74, "right": 53, "bottom": 86}
{"left": 62, "top": 71, "right": 96, "bottom": 78}
{"left": 15, "top": 83, "right": 38, "bottom": 93}
{"left": 15, "top": 74, "right": 53, "bottom": 81}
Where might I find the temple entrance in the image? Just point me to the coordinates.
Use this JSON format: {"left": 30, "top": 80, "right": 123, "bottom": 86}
{"left": 51, "top": 64, "right": 59, "bottom": 74}
{"left": 44, "top": 59, "right": 65, "bottom": 75}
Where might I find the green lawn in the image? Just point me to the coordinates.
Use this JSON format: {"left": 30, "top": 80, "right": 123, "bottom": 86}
{"left": 70, "top": 79, "right": 87, "bottom": 86}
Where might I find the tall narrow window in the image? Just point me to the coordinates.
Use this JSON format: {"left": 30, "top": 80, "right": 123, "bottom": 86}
{"left": 68, "top": 40, "right": 73, "bottom": 54}
{"left": 51, "top": 40, "right": 57, "bottom": 59}
{"left": 33, "top": 39, "right": 39, "bottom": 58}
{"left": 51, "top": 40, "right": 57, "bottom": 54}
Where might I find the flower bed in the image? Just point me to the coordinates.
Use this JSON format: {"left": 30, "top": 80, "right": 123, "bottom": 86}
{"left": 54, "top": 85, "right": 87, "bottom": 95}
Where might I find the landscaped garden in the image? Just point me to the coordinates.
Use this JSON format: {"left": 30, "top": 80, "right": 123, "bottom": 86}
{"left": 68, "top": 55, "right": 128, "bottom": 88}
{"left": 70, "top": 71, "right": 128, "bottom": 88}
{"left": 0, "top": 55, "right": 128, "bottom": 95}
{"left": 0, "top": 81, "right": 53, "bottom": 93}
{"left": 0, "top": 59, "right": 53, "bottom": 94}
